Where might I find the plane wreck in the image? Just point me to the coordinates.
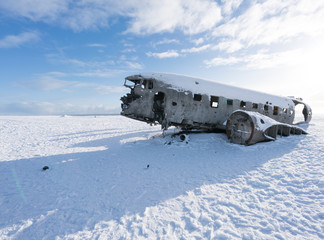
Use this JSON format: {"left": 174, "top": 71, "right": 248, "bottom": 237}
{"left": 120, "top": 73, "right": 312, "bottom": 145}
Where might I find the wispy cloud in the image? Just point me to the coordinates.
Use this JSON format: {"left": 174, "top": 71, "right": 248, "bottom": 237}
{"left": 47, "top": 72, "right": 67, "bottom": 77}
{"left": 15, "top": 76, "right": 81, "bottom": 91}
{"left": 0, "top": 0, "right": 322, "bottom": 43}
{"left": 212, "top": 40, "right": 243, "bottom": 53}
{"left": 146, "top": 50, "right": 180, "bottom": 59}
{"left": 95, "top": 85, "right": 125, "bottom": 95}
{"left": 15, "top": 74, "right": 126, "bottom": 94}
{"left": 122, "top": 48, "right": 136, "bottom": 53}
{"left": 126, "top": 0, "right": 222, "bottom": 35}
{"left": 0, "top": 0, "right": 222, "bottom": 34}
{"left": 125, "top": 61, "right": 143, "bottom": 69}
{"left": 181, "top": 44, "right": 211, "bottom": 53}
{"left": 87, "top": 43, "right": 107, "bottom": 48}
{"left": 191, "top": 38, "right": 204, "bottom": 46}
{"left": 204, "top": 56, "right": 240, "bottom": 67}
{"left": 73, "top": 69, "right": 124, "bottom": 78}
{"left": 153, "top": 38, "right": 180, "bottom": 47}
{"left": 0, "top": 0, "right": 68, "bottom": 22}
{"left": 213, "top": 0, "right": 324, "bottom": 52}
{"left": 46, "top": 54, "right": 89, "bottom": 67}
{"left": 204, "top": 49, "right": 303, "bottom": 69}
{"left": 147, "top": 44, "right": 210, "bottom": 57}
{"left": 46, "top": 53, "right": 141, "bottom": 72}
{"left": 0, "top": 0, "right": 118, "bottom": 31}
{"left": 220, "top": 0, "right": 243, "bottom": 15}
{"left": 0, "top": 101, "right": 120, "bottom": 115}
{"left": 0, "top": 31, "right": 40, "bottom": 48}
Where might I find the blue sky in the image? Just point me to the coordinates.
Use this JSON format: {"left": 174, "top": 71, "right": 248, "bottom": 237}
{"left": 0, "top": 0, "right": 323, "bottom": 115}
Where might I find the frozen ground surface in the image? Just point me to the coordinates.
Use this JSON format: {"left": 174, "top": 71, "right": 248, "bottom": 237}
{"left": 0, "top": 115, "right": 323, "bottom": 240}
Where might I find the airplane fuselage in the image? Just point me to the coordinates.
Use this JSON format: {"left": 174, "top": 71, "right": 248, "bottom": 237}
{"left": 120, "top": 73, "right": 311, "bottom": 144}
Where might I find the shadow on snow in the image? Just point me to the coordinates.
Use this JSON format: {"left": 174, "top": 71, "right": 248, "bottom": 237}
{"left": 0, "top": 129, "right": 306, "bottom": 239}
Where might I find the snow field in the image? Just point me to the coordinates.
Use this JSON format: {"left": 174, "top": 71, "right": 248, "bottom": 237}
{"left": 0, "top": 115, "right": 323, "bottom": 239}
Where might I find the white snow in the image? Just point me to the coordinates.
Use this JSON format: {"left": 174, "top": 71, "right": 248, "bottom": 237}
{"left": 140, "top": 72, "right": 294, "bottom": 108}
{"left": 0, "top": 115, "right": 323, "bottom": 239}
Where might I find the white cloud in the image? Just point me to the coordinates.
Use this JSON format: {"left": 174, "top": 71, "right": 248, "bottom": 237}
{"left": 122, "top": 43, "right": 133, "bottom": 48}
{"left": 0, "top": 0, "right": 222, "bottom": 34}
{"left": 46, "top": 53, "right": 139, "bottom": 72}
{"left": 181, "top": 44, "right": 211, "bottom": 53}
{"left": 147, "top": 44, "right": 211, "bottom": 58}
{"left": 154, "top": 39, "right": 180, "bottom": 46}
{"left": 0, "top": 0, "right": 121, "bottom": 31}
{"left": 122, "top": 48, "right": 136, "bottom": 53}
{"left": 146, "top": 50, "right": 180, "bottom": 59}
{"left": 212, "top": 40, "right": 244, "bottom": 53}
{"left": 46, "top": 54, "right": 89, "bottom": 67}
{"left": 125, "top": 61, "right": 143, "bottom": 69}
{"left": 204, "top": 49, "right": 303, "bottom": 69}
{"left": 204, "top": 56, "right": 240, "bottom": 67}
{"left": 47, "top": 72, "right": 67, "bottom": 77}
{"left": 0, "top": 0, "right": 68, "bottom": 22}
{"left": 87, "top": 43, "right": 107, "bottom": 48}
{"left": 126, "top": 0, "right": 222, "bottom": 35}
{"left": 47, "top": 54, "right": 114, "bottom": 68}
{"left": 213, "top": 0, "right": 324, "bottom": 51}
{"left": 95, "top": 85, "right": 126, "bottom": 95}
{"left": 73, "top": 69, "right": 123, "bottom": 78}
{"left": 191, "top": 38, "right": 204, "bottom": 46}
{"left": 0, "top": 31, "right": 40, "bottom": 48}
{"left": 221, "top": 0, "right": 243, "bottom": 15}
{"left": 1, "top": 0, "right": 322, "bottom": 43}
{"left": 60, "top": 6, "right": 113, "bottom": 31}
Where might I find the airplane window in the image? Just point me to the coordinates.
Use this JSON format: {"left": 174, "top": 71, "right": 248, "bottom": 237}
{"left": 227, "top": 99, "right": 233, "bottom": 105}
{"left": 264, "top": 105, "right": 269, "bottom": 111}
{"left": 124, "top": 79, "right": 135, "bottom": 88}
{"left": 194, "top": 94, "right": 202, "bottom": 101}
{"left": 273, "top": 106, "right": 278, "bottom": 115}
{"left": 148, "top": 81, "right": 153, "bottom": 89}
{"left": 141, "top": 80, "right": 147, "bottom": 89}
{"left": 253, "top": 103, "right": 258, "bottom": 109}
{"left": 240, "top": 101, "right": 246, "bottom": 108}
{"left": 210, "top": 96, "right": 219, "bottom": 108}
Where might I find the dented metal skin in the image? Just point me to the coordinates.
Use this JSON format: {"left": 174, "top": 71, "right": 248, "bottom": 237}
{"left": 120, "top": 73, "right": 312, "bottom": 145}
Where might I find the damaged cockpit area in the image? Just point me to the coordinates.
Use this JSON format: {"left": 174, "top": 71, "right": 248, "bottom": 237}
{"left": 120, "top": 80, "right": 140, "bottom": 111}
{"left": 290, "top": 97, "right": 312, "bottom": 123}
{"left": 121, "top": 75, "right": 166, "bottom": 126}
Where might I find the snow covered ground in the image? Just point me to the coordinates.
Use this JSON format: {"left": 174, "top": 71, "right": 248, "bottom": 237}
{"left": 0, "top": 115, "right": 323, "bottom": 239}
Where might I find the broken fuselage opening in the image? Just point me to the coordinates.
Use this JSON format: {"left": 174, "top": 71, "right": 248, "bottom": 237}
{"left": 153, "top": 92, "right": 166, "bottom": 124}
{"left": 291, "top": 98, "right": 312, "bottom": 124}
